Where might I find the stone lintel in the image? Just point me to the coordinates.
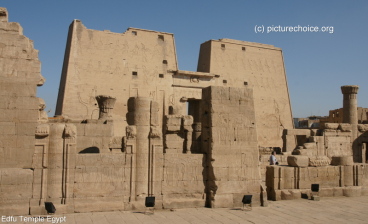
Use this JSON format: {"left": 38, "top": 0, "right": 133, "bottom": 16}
{"left": 171, "top": 70, "right": 220, "bottom": 78}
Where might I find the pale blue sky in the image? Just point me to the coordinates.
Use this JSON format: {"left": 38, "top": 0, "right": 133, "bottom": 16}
{"left": 2, "top": 0, "right": 367, "bottom": 118}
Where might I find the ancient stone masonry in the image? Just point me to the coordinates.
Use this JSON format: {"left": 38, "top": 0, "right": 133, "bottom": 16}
{"left": 197, "top": 39, "right": 294, "bottom": 148}
{"left": 3, "top": 7, "right": 368, "bottom": 215}
{"left": 0, "top": 7, "right": 45, "bottom": 215}
{"left": 266, "top": 84, "right": 368, "bottom": 201}
{"left": 201, "top": 86, "right": 262, "bottom": 207}
{"left": 55, "top": 21, "right": 293, "bottom": 149}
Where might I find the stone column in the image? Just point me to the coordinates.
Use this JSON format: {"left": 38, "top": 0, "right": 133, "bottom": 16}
{"left": 133, "top": 97, "right": 151, "bottom": 199}
{"left": 341, "top": 85, "right": 359, "bottom": 139}
{"left": 95, "top": 95, "right": 116, "bottom": 120}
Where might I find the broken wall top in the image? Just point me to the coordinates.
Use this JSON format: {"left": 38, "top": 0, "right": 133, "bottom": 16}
{"left": 0, "top": 8, "right": 44, "bottom": 168}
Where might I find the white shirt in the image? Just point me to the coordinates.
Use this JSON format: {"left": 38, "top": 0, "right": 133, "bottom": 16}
{"left": 270, "top": 155, "right": 277, "bottom": 165}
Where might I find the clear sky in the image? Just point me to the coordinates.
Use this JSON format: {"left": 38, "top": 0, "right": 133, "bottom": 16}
{"left": 2, "top": 0, "right": 367, "bottom": 118}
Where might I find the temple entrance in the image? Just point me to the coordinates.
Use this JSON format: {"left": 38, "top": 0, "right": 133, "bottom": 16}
{"left": 187, "top": 99, "right": 202, "bottom": 153}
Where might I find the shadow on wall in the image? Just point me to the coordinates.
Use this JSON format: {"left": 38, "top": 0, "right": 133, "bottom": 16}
{"left": 354, "top": 131, "right": 368, "bottom": 163}
{"left": 79, "top": 147, "right": 100, "bottom": 154}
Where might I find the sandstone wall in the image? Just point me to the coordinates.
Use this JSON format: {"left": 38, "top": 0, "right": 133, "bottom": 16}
{"left": 202, "top": 86, "right": 262, "bottom": 207}
{"left": 0, "top": 7, "right": 44, "bottom": 215}
{"left": 55, "top": 20, "right": 178, "bottom": 136}
{"left": 266, "top": 164, "right": 368, "bottom": 200}
{"left": 197, "top": 39, "right": 294, "bottom": 149}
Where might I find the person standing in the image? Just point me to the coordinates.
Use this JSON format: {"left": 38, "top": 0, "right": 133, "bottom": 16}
{"left": 269, "top": 151, "right": 278, "bottom": 165}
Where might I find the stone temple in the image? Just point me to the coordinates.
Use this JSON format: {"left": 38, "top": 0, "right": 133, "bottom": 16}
{"left": 1, "top": 7, "right": 368, "bottom": 215}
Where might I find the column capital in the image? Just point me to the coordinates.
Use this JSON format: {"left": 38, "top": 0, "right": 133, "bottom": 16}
{"left": 341, "top": 85, "right": 359, "bottom": 95}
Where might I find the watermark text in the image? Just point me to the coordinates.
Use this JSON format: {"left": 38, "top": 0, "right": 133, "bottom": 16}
{"left": 255, "top": 25, "right": 334, "bottom": 34}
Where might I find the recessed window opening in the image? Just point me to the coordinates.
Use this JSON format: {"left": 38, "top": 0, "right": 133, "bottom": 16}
{"left": 132, "top": 71, "right": 138, "bottom": 76}
{"left": 223, "top": 80, "right": 227, "bottom": 84}
{"left": 132, "top": 31, "right": 137, "bottom": 35}
{"left": 244, "top": 82, "right": 248, "bottom": 85}
{"left": 242, "top": 47, "right": 246, "bottom": 51}
{"left": 221, "top": 44, "right": 225, "bottom": 49}
{"left": 162, "top": 60, "right": 168, "bottom": 64}
{"left": 158, "top": 35, "right": 164, "bottom": 41}
{"left": 159, "top": 74, "right": 164, "bottom": 78}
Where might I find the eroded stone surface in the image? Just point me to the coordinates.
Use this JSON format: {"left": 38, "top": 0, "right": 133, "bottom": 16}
{"left": 2, "top": 6, "right": 368, "bottom": 215}
{"left": 287, "top": 155, "right": 309, "bottom": 167}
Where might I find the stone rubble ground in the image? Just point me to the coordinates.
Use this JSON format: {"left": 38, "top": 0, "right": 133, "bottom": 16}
{"left": 12, "top": 196, "right": 368, "bottom": 224}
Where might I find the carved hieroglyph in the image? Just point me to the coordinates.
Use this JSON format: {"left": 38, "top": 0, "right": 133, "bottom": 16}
{"left": 201, "top": 86, "right": 261, "bottom": 207}
{"left": 197, "top": 39, "right": 294, "bottom": 148}
{"left": 0, "top": 7, "right": 45, "bottom": 215}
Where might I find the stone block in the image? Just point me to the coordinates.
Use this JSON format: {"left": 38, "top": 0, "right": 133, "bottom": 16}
{"left": 74, "top": 197, "right": 125, "bottom": 213}
{"left": 165, "top": 134, "right": 183, "bottom": 141}
{"left": 311, "top": 195, "right": 320, "bottom": 201}
{"left": 202, "top": 86, "right": 230, "bottom": 101}
{"left": 162, "top": 196, "right": 205, "bottom": 209}
{"left": 0, "top": 82, "right": 36, "bottom": 97}
{"left": 165, "top": 115, "right": 182, "bottom": 126}
{"left": 161, "top": 180, "right": 204, "bottom": 194}
{"left": 361, "top": 186, "right": 368, "bottom": 196}
{"left": 213, "top": 193, "right": 233, "bottom": 208}
{"left": 74, "top": 166, "right": 125, "bottom": 183}
{"left": 290, "top": 190, "right": 301, "bottom": 199}
{"left": 165, "top": 140, "right": 183, "bottom": 149}
{"left": 0, "top": 199, "right": 30, "bottom": 215}
{"left": 344, "top": 166, "right": 354, "bottom": 186}
{"left": 46, "top": 169, "right": 72, "bottom": 185}
{"left": 0, "top": 184, "right": 33, "bottom": 199}
{"left": 182, "top": 115, "right": 193, "bottom": 126}
{"left": 285, "top": 129, "right": 311, "bottom": 136}
{"left": 0, "top": 122, "right": 16, "bottom": 136}
{"left": 319, "top": 188, "right": 334, "bottom": 197}
{"left": 287, "top": 155, "right": 309, "bottom": 167}
{"left": 166, "top": 125, "right": 181, "bottom": 132}
{"left": 281, "top": 190, "right": 293, "bottom": 200}
{"left": 273, "top": 190, "right": 282, "bottom": 201}
{"left": 331, "top": 156, "right": 353, "bottom": 166}
{"left": 333, "top": 187, "right": 344, "bottom": 197}
{"left": 339, "top": 123, "right": 352, "bottom": 132}
{"left": 343, "top": 186, "right": 361, "bottom": 197}
{"left": 17, "top": 109, "right": 39, "bottom": 121}
{"left": 309, "top": 156, "right": 331, "bottom": 167}
{"left": 0, "top": 109, "right": 17, "bottom": 121}
{"left": 8, "top": 96, "right": 39, "bottom": 110}
{"left": 0, "top": 168, "right": 33, "bottom": 185}
{"left": 73, "top": 182, "right": 126, "bottom": 198}
{"left": 358, "top": 124, "right": 368, "bottom": 132}
{"left": 84, "top": 123, "right": 113, "bottom": 137}
{"left": 215, "top": 180, "right": 259, "bottom": 194}
{"left": 323, "top": 123, "right": 339, "bottom": 130}
{"left": 212, "top": 155, "right": 241, "bottom": 168}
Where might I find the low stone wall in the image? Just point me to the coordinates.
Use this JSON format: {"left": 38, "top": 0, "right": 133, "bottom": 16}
{"left": 266, "top": 164, "right": 368, "bottom": 200}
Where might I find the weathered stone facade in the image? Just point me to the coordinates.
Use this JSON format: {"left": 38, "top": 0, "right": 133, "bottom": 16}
{"left": 266, "top": 85, "right": 368, "bottom": 201}
{"left": 55, "top": 20, "right": 293, "bottom": 148}
{"left": 0, "top": 7, "right": 45, "bottom": 215}
{"left": 2, "top": 7, "right": 368, "bottom": 216}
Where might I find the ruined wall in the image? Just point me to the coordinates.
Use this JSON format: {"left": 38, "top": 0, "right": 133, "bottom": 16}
{"left": 0, "top": 10, "right": 297, "bottom": 214}
{"left": 202, "top": 86, "right": 262, "bottom": 207}
{"left": 266, "top": 164, "right": 368, "bottom": 200}
{"left": 0, "top": 8, "right": 45, "bottom": 215}
{"left": 55, "top": 20, "right": 178, "bottom": 136}
{"left": 327, "top": 107, "right": 368, "bottom": 124}
{"left": 197, "top": 39, "right": 294, "bottom": 148}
